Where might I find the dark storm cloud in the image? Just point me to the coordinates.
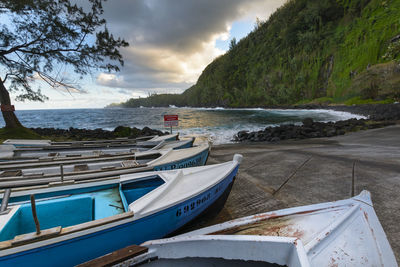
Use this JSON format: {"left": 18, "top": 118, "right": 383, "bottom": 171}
{"left": 96, "top": 0, "right": 285, "bottom": 93}
{"left": 104, "top": 0, "right": 247, "bottom": 53}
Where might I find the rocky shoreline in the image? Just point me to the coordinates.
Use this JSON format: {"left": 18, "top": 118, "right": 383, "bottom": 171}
{"left": 234, "top": 118, "right": 395, "bottom": 142}
{"left": 29, "top": 103, "right": 399, "bottom": 142}
{"left": 234, "top": 103, "right": 400, "bottom": 143}
{"left": 30, "top": 126, "right": 168, "bottom": 140}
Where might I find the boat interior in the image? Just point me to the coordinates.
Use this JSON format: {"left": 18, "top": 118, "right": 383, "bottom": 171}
{"left": 0, "top": 175, "right": 165, "bottom": 242}
{"left": 0, "top": 153, "right": 163, "bottom": 178}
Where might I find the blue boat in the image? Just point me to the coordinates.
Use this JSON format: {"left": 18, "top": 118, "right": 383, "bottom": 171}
{"left": 0, "top": 154, "right": 242, "bottom": 266}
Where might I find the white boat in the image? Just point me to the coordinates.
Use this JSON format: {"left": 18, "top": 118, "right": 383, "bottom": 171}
{"left": 2, "top": 133, "right": 178, "bottom": 148}
{"left": 89, "top": 191, "right": 397, "bottom": 267}
{"left": 0, "top": 144, "right": 210, "bottom": 190}
{"left": 0, "top": 155, "right": 242, "bottom": 266}
{"left": 0, "top": 136, "right": 192, "bottom": 160}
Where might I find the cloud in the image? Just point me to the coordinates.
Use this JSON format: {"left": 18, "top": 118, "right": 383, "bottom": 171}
{"left": 96, "top": 0, "right": 285, "bottom": 94}
{"left": 96, "top": 73, "right": 125, "bottom": 88}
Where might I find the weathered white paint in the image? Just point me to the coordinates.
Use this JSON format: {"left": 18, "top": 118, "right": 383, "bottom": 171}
{"left": 118, "top": 191, "right": 396, "bottom": 266}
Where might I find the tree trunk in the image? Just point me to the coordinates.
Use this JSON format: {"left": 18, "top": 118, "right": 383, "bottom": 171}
{"left": 0, "top": 78, "right": 22, "bottom": 128}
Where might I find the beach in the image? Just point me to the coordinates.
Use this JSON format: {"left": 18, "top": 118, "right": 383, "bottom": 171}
{"left": 187, "top": 124, "right": 400, "bottom": 262}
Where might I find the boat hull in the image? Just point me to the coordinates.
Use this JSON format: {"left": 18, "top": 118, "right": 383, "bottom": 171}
{"left": 0, "top": 166, "right": 238, "bottom": 267}
{"left": 152, "top": 147, "right": 209, "bottom": 171}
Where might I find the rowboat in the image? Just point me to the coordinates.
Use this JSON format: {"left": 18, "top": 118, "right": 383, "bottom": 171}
{"left": 2, "top": 133, "right": 178, "bottom": 148}
{"left": 0, "top": 138, "right": 196, "bottom": 171}
{"left": 93, "top": 191, "right": 396, "bottom": 267}
{"left": 0, "top": 144, "right": 210, "bottom": 191}
{"left": 0, "top": 154, "right": 242, "bottom": 266}
{"left": 0, "top": 136, "right": 194, "bottom": 160}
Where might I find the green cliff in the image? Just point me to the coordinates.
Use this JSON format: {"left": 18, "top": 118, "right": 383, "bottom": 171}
{"left": 117, "top": 0, "right": 400, "bottom": 108}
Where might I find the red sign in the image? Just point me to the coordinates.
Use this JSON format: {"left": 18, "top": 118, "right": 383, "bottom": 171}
{"left": 164, "top": 115, "right": 178, "bottom": 121}
{"left": 164, "top": 114, "right": 178, "bottom": 127}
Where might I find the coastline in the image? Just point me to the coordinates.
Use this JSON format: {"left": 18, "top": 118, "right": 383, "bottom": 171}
{"left": 21, "top": 103, "right": 399, "bottom": 143}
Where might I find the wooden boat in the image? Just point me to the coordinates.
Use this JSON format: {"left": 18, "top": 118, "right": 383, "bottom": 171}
{"left": 91, "top": 191, "right": 396, "bottom": 267}
{"left": 0, "top": 154, "right": 242, "bottom": 266}
{"left": 2, "top": 133, "right": 178, "bottom": 148}
{"left": 0, "top": 136, "right": 194, "bottom": 160}
{"left": 0, "top": 144, "right": 210, "bottom": 190}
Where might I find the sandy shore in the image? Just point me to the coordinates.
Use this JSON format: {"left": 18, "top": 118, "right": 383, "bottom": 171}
{"left": 187, "top": 124, "right": 400, "bottom": 262}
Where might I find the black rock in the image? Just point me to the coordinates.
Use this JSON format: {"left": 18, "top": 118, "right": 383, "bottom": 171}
{"left": 270, "top": 137, "right": 280, "bottom": 142}
{"left": 302, "top": 118, "right": 314, "bottom": 127}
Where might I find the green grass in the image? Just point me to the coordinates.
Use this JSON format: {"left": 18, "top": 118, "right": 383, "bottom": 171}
{"left": 295, "top": 97, "right": 334, "bottom": 105}
{"left": 295, "top": 95, "right": 396, "bottom": 106}
{"left": 0, "top": 127, "right": 43, "bottom": 143}
{"left": 343, "top": 97, "right": 396, "bottom": 105}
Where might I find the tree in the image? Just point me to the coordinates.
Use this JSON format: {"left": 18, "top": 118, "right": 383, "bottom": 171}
{"left": 229, "top": 37, "right": 237, "bottom": 50}
{"left": 0, "top": 0, "right": 128, "bottom": 128}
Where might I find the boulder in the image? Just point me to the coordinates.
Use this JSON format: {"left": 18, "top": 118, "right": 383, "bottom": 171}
{"left": 302, "top": 117, "right": 314, "bottom": 127}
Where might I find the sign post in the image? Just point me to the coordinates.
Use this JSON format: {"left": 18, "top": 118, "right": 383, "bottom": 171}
{"left": 164, "top": 115, "right": 178, "bottom": 134}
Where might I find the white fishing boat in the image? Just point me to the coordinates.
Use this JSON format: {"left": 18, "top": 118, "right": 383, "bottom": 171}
{"left": 0, "top": 136, "right": 193, "bottom": 160}
{"left": 0, "top": 144, "right": 210, "bottom": 190}
{"left": 89, "top": 191, "right": 397, "bottom": 267}
{"left": 2, "top": 133, "right": 178, "bottom": 148}
{"left": 0, "top": 155, "right": 242, "bottom": 267}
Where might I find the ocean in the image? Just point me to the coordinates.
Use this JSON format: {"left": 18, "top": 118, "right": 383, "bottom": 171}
{"left": 1, "top": 107, "right": 365, "bottom": 144}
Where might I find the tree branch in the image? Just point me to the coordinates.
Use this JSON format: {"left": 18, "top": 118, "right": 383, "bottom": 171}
{"left": 0, "top": 35, "right": 44, "bottom": 56}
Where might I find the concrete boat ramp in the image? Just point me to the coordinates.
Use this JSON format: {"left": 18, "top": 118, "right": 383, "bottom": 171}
{"left": 205, "top": 124, "right": 400, "bottom": 262}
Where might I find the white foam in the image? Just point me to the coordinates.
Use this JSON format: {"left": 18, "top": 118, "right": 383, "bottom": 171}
{"left": 174, "top": 109, "right": 366, "bottom": 144}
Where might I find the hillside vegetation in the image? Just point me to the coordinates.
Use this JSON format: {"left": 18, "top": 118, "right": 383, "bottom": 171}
{"left": 116, "top": 0, "right": 400, "bottom": 108}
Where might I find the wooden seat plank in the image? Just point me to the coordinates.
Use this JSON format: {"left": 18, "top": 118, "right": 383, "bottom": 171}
{"left": 77, "top": 244, "right": 148, "bottom": 267}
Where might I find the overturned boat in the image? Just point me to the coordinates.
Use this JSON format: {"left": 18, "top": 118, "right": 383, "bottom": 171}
{"left": 93, "top": 191, "right": 396, "bottom": 267}
{"left": 0, "top": 154, "right": 242, "bottom": 267}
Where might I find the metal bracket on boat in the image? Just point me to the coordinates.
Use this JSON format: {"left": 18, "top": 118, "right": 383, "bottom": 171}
{"left": 0, "top": 188, "right": 11, "bottom": 215}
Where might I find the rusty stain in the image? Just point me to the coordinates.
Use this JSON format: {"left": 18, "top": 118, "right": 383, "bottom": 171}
{"left": 363, "top": 211, "right": 369, "bottom": 222}
{"left": 209, "top": 216, "right": 306, "bottom": 240}
{"left": 251, "top": 212, "right": 278, "bottom": 220}
{"left": 364, "top": 210, "right": 383, "bottom": 261}
{"left": 325, "top": 231, "right": 330, "bottom": 236}
{"left": 292, "top": 229, "right": 304, "bottom": 239}
{"left": 329, "top": 257, "right": 338, "bottom": 267}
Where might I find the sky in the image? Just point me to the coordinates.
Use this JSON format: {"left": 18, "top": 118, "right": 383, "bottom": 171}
{"left": 10, "top": 0, "right": 285, "bottom": 110}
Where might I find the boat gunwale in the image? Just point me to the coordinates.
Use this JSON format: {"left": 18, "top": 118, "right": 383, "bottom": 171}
{"left": 129, "top": 158, "right": 239, "bottom": 219}
{"left": 0, "top": 150, "right": 162, "bottom": 169}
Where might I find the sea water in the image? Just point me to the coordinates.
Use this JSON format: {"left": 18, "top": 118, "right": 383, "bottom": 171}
{"left": 1, "top": 107, "right": 365, "bottom": 144}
